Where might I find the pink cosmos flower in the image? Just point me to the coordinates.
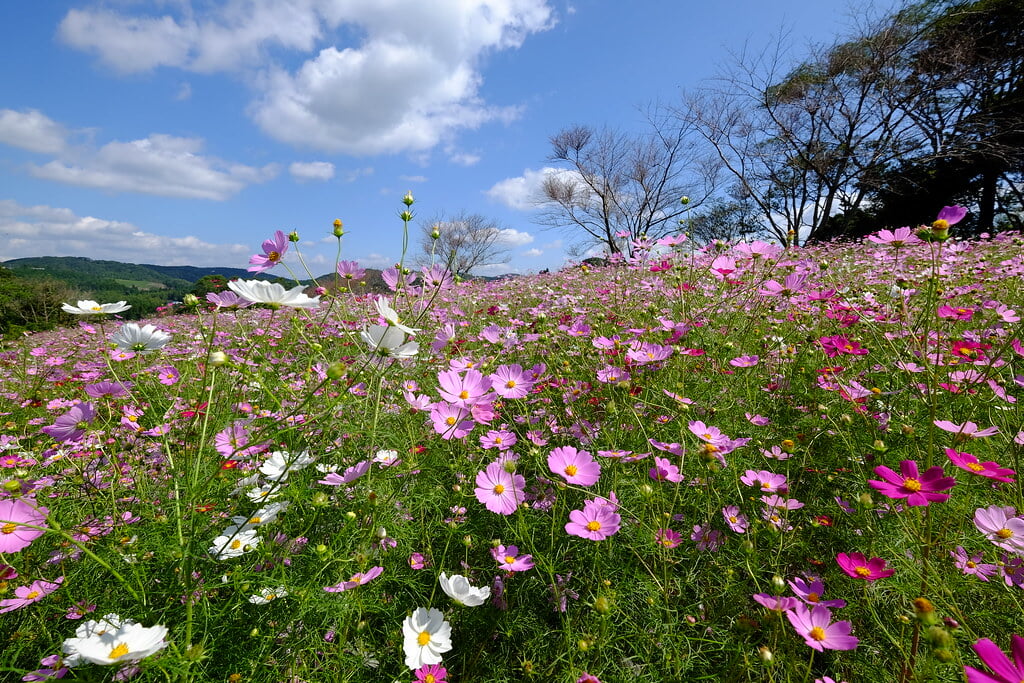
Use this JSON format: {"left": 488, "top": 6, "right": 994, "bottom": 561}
{"left": 489, "top": 364, "right": 533, "bottom": 399}
{"left": 937, "top": 304, "right": 975, "bottom": 321}
{"left": 788, "top": 577, "right": 846, "bottom": 609}
{"left": 480, "top": 429, "right": 517, "bottom": 451}
{"left": 336, "top": 260, "right": 366, "bottom": 282}
{"left": 0, "top": 498, "right": 49, "bottom": 553}
{"left": 0, "top": 576, "right": 63, "bottom": 614}
{"left": 691, "top": 525, "right": 723, "bottom": 551}
{"left": 946, "top": 449, "right": 1015, "bottom": 483}
{"left": 437, "top": 369, "right": 492, "bottom": 407}
{"left": 649, "top": 456, "right": 682, "bottom": 483}
{"left": 41, "top": 402, "right": 96, "bottom": 442}
{"left": 934, "top": 420, "right": 1000, "bottom": 439}
{"left": 785, "top": 604, "right": 859, "bottom": 652}
{"left": 565, "top": 499, "right": 621, "bottom": 541}
{"left": 964, "top": 634, "right": 1024, "bottom": 683}
{"left": 655, "top": 528, "right": 683, "bottom": 549}
{"left": 868, "top": 460, "right": 955, "bottom": 506}
{"left": 247, "top": 230, "right": 289, "bottom": 272}
{"left": 491, "top": 544, "right": 534, "bottom": 572}
{"left": 752, "top": 593, "right": 801, "bottom": 611}
{"left": 866, "top": 226, "right": 921, "bottom": 247}
{"left": 317, "top": 460, "right": 372, "bottom": 486}
{"left": 576, "top": 674, "right": 602, "bottom": 683}
{"left": 429, "top": 403, "right": 475, "bottom": 440}
{"left": 935, "top": 205, "right": 968, "bottom": 226}
{"left": 722, "top": 505, "right": 749, "bottom": 533}
{"left": 474, "top": 461, "right": 526, "bottom": 515}
{"left": 324, "top": 566, "right": 383, "bottom": 592}
{"left": 414, "top": 664, "right": 449, "bottom": 683}
{"left": 951, "top": 546, "right": 998, "bottom": 582}
{"left": 741, "top": 469, "right": 787, "bottom": 493}
{"left": 836, "top": 552, "right": 895, "bottom": 581}
{"left": 818, "top": 335, "right": 869, "bottom": 357}
{"left": 548, "top": 447, "right": 601, "bottom": 486}
{"left": 974, "top": 505, "right": 1024, "bottom": 554}
{"left": 729, "top": 355, "right": 760, "bottom": 367}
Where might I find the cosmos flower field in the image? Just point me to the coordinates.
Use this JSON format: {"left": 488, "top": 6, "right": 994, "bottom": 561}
{"left": 2, "top": 214, "right": 1023, "bottom": 682}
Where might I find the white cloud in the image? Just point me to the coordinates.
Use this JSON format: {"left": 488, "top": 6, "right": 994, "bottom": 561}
{"left": 449, "top": 151, "right": 481, "bottom": 166}
{"left": 175, "top": 82, "right": 192, "bottom": 101}
{"left": 357, "top": 252, "right": 394, "bottom": 269}
{"left": 0, "top": 109, "right": 69, "bottom": 155}
{"left": 342, "top": 166, "right": 374, "bottom": 182}
{"left": 0, "top": 109, "right": 276, "bottom": 200}
{"left": 400, "top": 175, "right": 428, "bottom": 183}
{"left": 0, "top": 199, "right": 251, "bottom": 266}
{"left": 486, "top": 166, "right": 574, "bottom": 211}
{"left": 494, "top": 228, "right": 534, "bottom": 247}
{"left": 522, "top": 247, "right": 543, "bottom": 257}
{"left": 59, "top": 1, "right": 555, "bottom": 155}
{"left": 474, "top": 262, "right": 518, "bottom": 276}
{"left": 289, "top": 160, "right": 335, "bottom": 182}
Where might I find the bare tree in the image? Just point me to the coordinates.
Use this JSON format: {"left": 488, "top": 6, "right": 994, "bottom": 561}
{"left": 417, "top": 211, "right": 511, "bottom": 276}
{"left": 536, "top": 112, "right": 714, "bottom": 257}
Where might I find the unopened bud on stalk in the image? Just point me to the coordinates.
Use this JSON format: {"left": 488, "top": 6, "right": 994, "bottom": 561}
{"left": 431, "top": 225, "right": 441, "bottom": 240}
{"left": 758, "top": 646, "right": 773, "bottom": 663}
{"left": 288, "top": 231, "right": 300, "bottom": 242}
{"left": 403, "top": 191, "right": 414, "bottom": 206}
{"left": 333, "top": 219, "right": 344, "bottom": 237}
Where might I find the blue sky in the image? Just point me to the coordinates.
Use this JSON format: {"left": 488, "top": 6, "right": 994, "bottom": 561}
{"left": 0, "top": 0, "right": 884, "bottom": 276}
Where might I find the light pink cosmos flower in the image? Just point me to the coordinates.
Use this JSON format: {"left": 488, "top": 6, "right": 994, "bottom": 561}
{"left": 317, "top": 460, "right": 372, "bottom": 486}
{"left": 741, "top": 469, "right": 787, "bottom": 493}
{"left": 836, "top": 552, "right": 895, "bottom": 581}
{"left": 565, "top": 499, "right": 621, "bottom": 541}
{"left": 785, "top": 604, "right": 859, "bottom": 652}
{"left": 437, "top": 369, "right": 492, "bottom": 407}
{"left": 324, "top": 566, "right": 384, "bottom": 592}
{"left": 934, "top": 420, "right": 1000, "bottom": 439}
{"left": 548, "top": 447, "right": 601, "bottom": 486}
{"left": 247, "top": 230, "right": 289, "bottom": 273}
{"left": 429, "top": 403, "right": 475, "bottom": 440}
{"left": 868, "top": 460, "right": 955, "bottom": 506}
{"left": 649, "top": 456, "right": 682, "bottom": 483}
{"left": 474, "top": 461, "right": 525, "bottom": 516}
{"left": 752, "top": 593, "right": 800, "bottom": 611}
{"left": 951, "top": 546, "right": 998, "bottom": 582}
{"left": 489, "top": 364, "right": 533, "bottom": 399}
{"left": 0, "top": 576, "right": 63, "bottom": 613}
{"left": 729, "top": 355, "right": 760, "bottom": 367}
{"left": 722, "top": 506, "right": 748, "bottom": 533}
{"left": 964, "top": 634, "right": 1024, "bottom": 683}
{"left": 0, "top": 498, "right": 49, "bottom": 553}
{"left": 491, "top": 545, "right": 534, "bottom": 572}
{"left": 974, "top": 505, "right": 1024, "bottom": 554}
{"left": 788, "top": 577, "right": 846, "bottom": 609}
{"left": 866, "top": 226, "right": 921, "bottom": 247}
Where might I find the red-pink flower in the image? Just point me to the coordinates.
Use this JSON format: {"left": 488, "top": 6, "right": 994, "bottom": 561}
{"left": 868, "top": 460, "right": 955, "bottom": 506}
{"left": 836, "top": 552, "right": 895, "bottom": 581}
{"left": 946, "top": 448, "right": 1015, "bottom": 483}
{"left": 964, "top": 634, "right": 1024, "bottom": 683}
{"left": 785, "top": 604, "right": 859, "bottom": 652}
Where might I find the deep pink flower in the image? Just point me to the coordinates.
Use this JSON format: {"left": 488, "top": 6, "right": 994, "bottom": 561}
{"left": 0, "top": 576, "right": 63, "bottom": 614}
{"left": 548, "top": 446, "right": 601, "bottom": 486}
{"left": 788, "top": 577, "right": 846, "bottom": 609}
{"left": 324, "top": 566, "right": 383, "bottom": 592}
{"left": 946, "top": 448, "right": 1015, "bottom": 483}
{"left": 0, "top": 498, "right": 49, "bottom": 553}
{"left": 649, "top": 456, "right": 682, "bottom": 483}
{"left": 414, "top": 663, "right": 448, "bottom": 683}
{"left": 866, "top": 226, "right": 921, "bottom": 247}
{"left": 836, "top": 552, "right": 895, "bottom": 581}
{"left": 937, "top": 304, "right": 975, "bottom": 321}
{"left": 964, "top": 634, "right": 1024, "bottom": 683}
{"left": 248, "top": 230, "right": 289, "bottom": 272}
{"left": 935, "top": 205, "right": 968, "bottom": 226}
{"left": 655, "top": 528, "right": 682, "bottom": 549}
{"left": 474, "top": 461, "right": 525, "bottom": 516}
{"left": 785, "top": 604, "right": 859, "bottom": 652}
{"left": 565, "top": 499, "right": 621, "bottom": 541}
{"left": 491, "top": 544, "right": 534, "bottom": 572}
{"left": 818, "top": 335, "right": 869, "bottom": 357}
{"left": 868, "top": 460, "right": 955, "bottom": 506}
{"left": 576, "top": 674, "right": 602, "bottom": 683}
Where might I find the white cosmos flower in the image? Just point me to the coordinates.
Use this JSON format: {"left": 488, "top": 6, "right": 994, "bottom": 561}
{"left": 259, "top": 450, "right": 315, "bottom": 481}
{"left": 62, "top": 614, "right": 168, "bottom": 665}
{"left": 209, "top": 527, "right": 260, "bottom": 559}
{"left": 248, "top": 586, "right": 288, "bottom": 604}
{"left": 231, "top": 501, "right": 290, "bottom": 531}
{"left": 227, "top": 279, "right": 320, "bottom": 309}
{"left": 402, "top": 607, "right": 452, "bottom": 670}
{"left": 61, "top": 300, "right": 131, "bottom": 315}
{"left": 110, "top": 323, "right": 172, "bottom": 354}
{"left": 360, "top": 324, "right": 419, "bottom": 358}
{"left": 374, "top": 297, "right": 420, "bottom": 335}
{"left": 438, "top": 572, "right": 490, "bottom": 607}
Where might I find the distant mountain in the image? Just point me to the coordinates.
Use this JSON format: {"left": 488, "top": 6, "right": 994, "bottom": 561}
{"left": 2, "top": 257, "right": 264, "bottom": 286}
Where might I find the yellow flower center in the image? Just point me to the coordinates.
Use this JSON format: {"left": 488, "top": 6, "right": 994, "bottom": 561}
{"left": 932, "top": 219, "right": 950, "bottom": 230}
{"left": 425, "top": 676, "right": 436, "bottom": 683}
{"left": 230, "top": 539, "right": 242, "bottom": 550}
{"left": 458, "top": 390, "right": 469, "bottom": 400}
{"left": 967, "top": 462, "right": 984, "bottom": 472}
{"left": 807, "top": 592, "right": 820, "bottom": 603}
{"left": 417, "top": 631, "right": 432, "bottom": 646}
{"left": 109, "top": 643, "right": 130, "bottom": 660}
{"left": 902, "top": 478, "right": 922, "bottom": 492}
{"left": 966, "top": 561, "right": 977, "bottom": 569}
{"left": 445, "top": 417, "right": 457, "bottom": 426}
{"left": 248, "top": 516, "right": 262, "bottom": 524}
{"left": 504, "top": 556, "right": 516, "bottom": 565}
{"left": 268, "top": 251, "right": 281, "bottom": 262}
{"left": 1, "top": 522, "right": 16, "bottom": 534}
{"left": 808, "top": 626, "right": 827, "bottom": 642}
{"left": 854, "top": 566, "right": 872, "bottom": 578}
{"left": 493, "top": 484, "right": 505, "bottom": 495}
{"left": 585, "top": 520, "right": 601, "bottom": 532}
{"left": 26, "top": 591, "right": 40, "bottom": 600}
{"left": 91, "top": 306, "right": 102, "bottom": 311}
{"left": 997, "top": 528, "right": 1013, "bottom": 539}
{"left": 505, "top": 380, "right": 517, "bottom": 388}
{"left": 564, "top": 465, "right": 578, "bottom": 476}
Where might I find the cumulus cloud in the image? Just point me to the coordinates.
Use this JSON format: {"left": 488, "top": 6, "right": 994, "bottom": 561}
{"left": 486, "top": 166, "right": 573, "bottom": 211}
{"left": 400, "top": 175, "right": 428, "bottom": 183}
{"left": 289, "top": 160, "right": 335, "bottom": 182}
{"left": 522, "top": 247, "right": 543, "bottom": 257}
{"left": 0, "top": 109, "right": 276, "bottom": 200}
{"left": 58, "top": 0, "right": 556, "bottom": 155}
{"left": 449, "top": 151, "right": 481, "bottom": 166}
{"left": 0, "top": 109, "right": 69, "bottom": 155}
{"left": 494, "top": 228, "right": 534, "bottom": 247}
{"left": 0, "top": 199, "right": 251, "bottom": 266}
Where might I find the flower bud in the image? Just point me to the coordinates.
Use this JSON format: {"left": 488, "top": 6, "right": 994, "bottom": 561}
{"left": 326, "top": 362, "right": 345, "bottom": 380}
{"left": 183, "top": 293, "right": 199, "bottom": 307}
{"left": 333, "top": 219, "right": 344, "bottom": 237}
{"left": 594, "top": 596, "right": 612, "bottom": 614}
{"left": 770, "top": 575, "right": 786, "bottom": 593}
{"left": 680, "top": 196, "right": 690, "bottom": 205}
{"left": 431, "top": 225, "right": 441, "bottom": 240}
{"left": 403, "top": 191, "right": 414, "bottom": 206}
{"left": 758, "top": 646, "right": 773, "bottom": 663}
{"left": 288, "top": 231, "right": 300, "bottom": 242}
{"left": 208, "top": 351, "right": 228, "bottom": 366}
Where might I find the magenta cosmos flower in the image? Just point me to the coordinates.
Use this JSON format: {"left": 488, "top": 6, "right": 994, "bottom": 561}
{"left": 866, "top": 226, "right": 921, "bottom": 247}
{"left": 474, "top": 461, "right": 525, "bottom": 515}
{"left": 0, "top": 498, "right": 49, "bottom": 553}
{"left": 247, "top": 230, "right": 289, "bottom": 272}
{"left": 964, "top": 634, "right": 1024, "bottom": 683}
{"left": 785, "top": 604, "right": 858, "bottom": 652}
{"left": 946, "top": 448, "right": 1015, "bottom": 484}
{"left": 323, "top": 566, "right": 383, "bottom": 592}
{"left": 565, "top": 499, "right": 621, "bottom": 541}
{"left": 548, "top": 446, "right": 601, "bottom": 486}
{"left": 868, "top": 460, "right": 955, "bottom": 506}
{"left": 836, "top": 552, "right": 895, "bottom": 581}
{"left": 40, "top": 402, "right": 96, "bottom": 442}
{"left": 491, "top": 544, "right": 534, "bottom": 572}
{"left": 414, "top": 664, "right": 448, "bottom": 683}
